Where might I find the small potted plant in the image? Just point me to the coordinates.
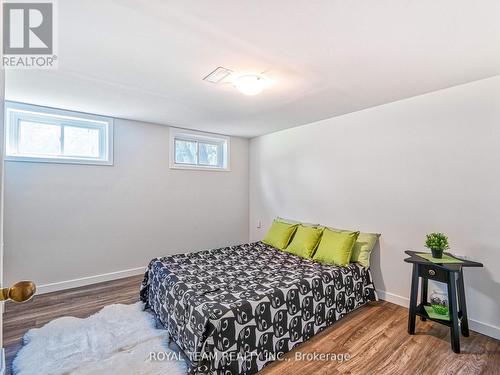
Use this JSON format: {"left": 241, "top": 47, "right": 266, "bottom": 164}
{"left": 425, "top": 232, "right": 449, "bottom": 259}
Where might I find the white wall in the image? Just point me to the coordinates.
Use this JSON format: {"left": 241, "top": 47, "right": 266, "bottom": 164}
{"left": 0, "top": 61, "right": 5, "bottom": 349}
{"left": 249, "top": 76, "right": 500, "bottom": 339}
{"left": 4, "top": 119, "right": 249, "bottom": 290}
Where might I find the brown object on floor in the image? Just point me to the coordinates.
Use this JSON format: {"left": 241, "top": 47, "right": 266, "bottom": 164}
{"left": 4, "top": 275, "right": 499, "bottom": 375}
{"left": 1, "top": 281, "right": 37, "bottom": 303}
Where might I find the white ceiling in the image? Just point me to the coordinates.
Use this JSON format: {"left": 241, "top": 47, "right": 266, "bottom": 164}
{"left": 6, "top": 0, "right": 500, "bottom": 137}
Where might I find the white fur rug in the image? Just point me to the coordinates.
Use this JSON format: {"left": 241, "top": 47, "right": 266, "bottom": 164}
{"left": 13, "top": 302, "right": 187, "bottom": 375}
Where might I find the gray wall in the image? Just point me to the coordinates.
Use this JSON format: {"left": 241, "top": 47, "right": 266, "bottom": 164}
{"left": 249, "top": 76, "right": 500, "bottom": 339}
{"left": 4, "top": 119, "right": 249, "bottom": 287}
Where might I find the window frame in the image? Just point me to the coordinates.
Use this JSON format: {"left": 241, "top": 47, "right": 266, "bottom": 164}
{"left": 169, "top": 127, "right": 230, "bottom": 171}
{"left": 4, "top": 102, "right": 114, "bottom": 166}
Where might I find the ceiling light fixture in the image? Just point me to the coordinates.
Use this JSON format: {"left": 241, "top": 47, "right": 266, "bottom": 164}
{"left": 233, "top": 74, "right": 269, "bottom": 96}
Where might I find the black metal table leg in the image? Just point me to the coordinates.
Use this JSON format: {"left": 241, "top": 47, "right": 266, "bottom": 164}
{"left": 457, "top": 271, "right": 470, "bottom": 337}
{"left": 447, "top": 274, "right": 460, "bottom": 353}
{"left": 408, "top": 263, "right": 419, "bottom": 334}
{"left": 420, "top": 277, "right": 428, "bottom": 321}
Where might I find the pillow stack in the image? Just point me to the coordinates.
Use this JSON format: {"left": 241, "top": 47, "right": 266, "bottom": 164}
{"left": 262, "top": 218, "right": 380, "bottom": 268}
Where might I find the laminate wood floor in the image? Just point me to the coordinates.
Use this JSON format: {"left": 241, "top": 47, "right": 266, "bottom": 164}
{"left": 4, "top": 275, "right": 499, "bottom": 375}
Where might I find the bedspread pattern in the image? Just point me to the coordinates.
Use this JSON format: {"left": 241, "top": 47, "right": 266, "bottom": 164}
{"left": 140, "top": 242, "right": 376, "bottom": 374}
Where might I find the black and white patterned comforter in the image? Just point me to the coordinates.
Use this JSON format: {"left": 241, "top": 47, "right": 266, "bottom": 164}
{"left": 140, "top": 242, "right": 377, "bottom": 375}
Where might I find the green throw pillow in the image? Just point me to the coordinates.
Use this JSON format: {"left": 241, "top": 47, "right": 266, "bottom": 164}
{"left": 285, "top": 225, "right": 324, "bottom": 259}
{"left": 327, "top": 226, "right": 380, "bottom": 268}
{"left": 350, "top": 232, "right": 380, "bottom": 268}
{"left": 262, "top": 220, "right": 298, "bottom": 250}
{"left": 313, "top": 228, "right": 359, "bottom": 266}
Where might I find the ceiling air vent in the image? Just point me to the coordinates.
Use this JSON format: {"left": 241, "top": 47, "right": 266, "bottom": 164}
{"left": 203, "top": 67, "right": 233, "bottom": 83}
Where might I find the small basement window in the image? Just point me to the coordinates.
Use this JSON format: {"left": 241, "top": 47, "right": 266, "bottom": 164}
{"left": 170, "top": 128, "right": 230, "bottom": 171}
{"left": 5, "top": 102, "right": 113, "bottom": 165}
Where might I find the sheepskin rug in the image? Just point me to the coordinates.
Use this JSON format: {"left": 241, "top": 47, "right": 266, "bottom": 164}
{"left": 13, "top": 302, "right": 187, "bottom": 375}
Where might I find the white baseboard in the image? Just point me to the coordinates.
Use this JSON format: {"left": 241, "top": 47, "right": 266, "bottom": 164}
{"left": 0, "top": 348, "right": 5, "bottom": 375}
{"left": 468, "top": 319, "right": 500, "bottom": 341}
{"left": 36, "top": 267, "right": 145, "bottom": 295}
{"left": 377, "top": 289, "right": 500, "bottom": 341}
{"left": 376, "top": 290, "right": 409, "bottom": 307}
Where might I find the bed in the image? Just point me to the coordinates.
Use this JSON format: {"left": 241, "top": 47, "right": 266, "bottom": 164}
{"left": 140, "top": 241, "right": 377, "bottom": 374}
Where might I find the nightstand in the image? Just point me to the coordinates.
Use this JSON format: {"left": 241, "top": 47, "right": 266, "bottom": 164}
{"left": 404, "top": 250, "right": 483, "bottom": 353}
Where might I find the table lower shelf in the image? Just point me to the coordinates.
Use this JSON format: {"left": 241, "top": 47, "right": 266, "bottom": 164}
{"left": 415, "top": 304, "right": 463, "bottom": 327}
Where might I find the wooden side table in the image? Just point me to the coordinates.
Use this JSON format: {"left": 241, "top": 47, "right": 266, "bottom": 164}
{"left": 404, "top": 250, "right": 483, "bottom": 353}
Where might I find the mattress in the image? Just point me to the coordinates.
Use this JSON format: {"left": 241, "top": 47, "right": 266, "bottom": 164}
{"left": 140, "top": 242, "right": 377, "bottom": 374}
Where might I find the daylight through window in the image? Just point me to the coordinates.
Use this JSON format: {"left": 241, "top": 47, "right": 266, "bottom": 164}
{"left": 5, "top": 102, "right": 113, "bottom": 165}
{"left": 170, "top": 128, "right": 229, "bottom": 170}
